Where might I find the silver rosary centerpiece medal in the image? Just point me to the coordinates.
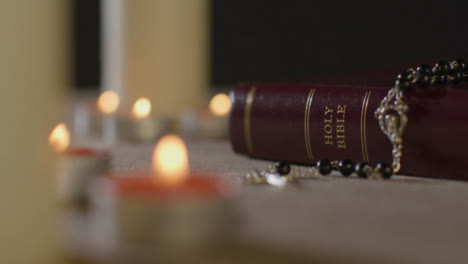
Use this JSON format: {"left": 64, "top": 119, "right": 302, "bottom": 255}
{"left": 374, "top": 86, "right": 408, "bottom": 174}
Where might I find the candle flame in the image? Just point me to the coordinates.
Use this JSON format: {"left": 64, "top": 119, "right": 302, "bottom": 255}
{"left": 48, "top": 123, "right": 70, "bottom": 153}
{"left": 152, "top": 134, "right": 189, "bottom": 185}
{"left": 209, "top": 93, "right": 231, "bottom": 116}
{"left": 97, "top": 91, "right": 120, "bottom": 114}
{"left": 132, "top": 97, "right": 151, "bottom": 119}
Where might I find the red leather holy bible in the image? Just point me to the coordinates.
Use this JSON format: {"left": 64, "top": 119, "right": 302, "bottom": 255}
{"left": 229, "top": 77, "right": 468, "bottom": 180}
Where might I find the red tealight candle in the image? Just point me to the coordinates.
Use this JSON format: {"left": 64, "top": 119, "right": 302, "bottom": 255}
{"left": 112, "top": 172, "right": 235, "bottom": 201}
{"left": 50, "top": 123, "right": 111, "bottom": 207}
{"left": 64, "top": 147, "right": 109, "bottom": 157}
{"left": 103, "top": 134, "right": 239, "bottom": 246}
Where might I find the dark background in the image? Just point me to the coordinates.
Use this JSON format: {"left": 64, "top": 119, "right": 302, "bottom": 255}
{"left": 74, "top": 0, "right": 468, "bottom": 89}
{"left": 73, "top": 0, "right": 101, "bottom": 88}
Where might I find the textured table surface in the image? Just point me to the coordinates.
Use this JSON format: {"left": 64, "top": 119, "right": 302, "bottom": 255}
{"left": 65, "top": 140, "right": 468, "bottom": 264}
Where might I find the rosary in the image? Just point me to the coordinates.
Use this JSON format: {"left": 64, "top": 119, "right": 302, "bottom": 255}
{"left": 244, "top": 58, "right": 467, "bottom": 187}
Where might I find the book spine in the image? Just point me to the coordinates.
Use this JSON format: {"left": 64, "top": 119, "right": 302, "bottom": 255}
{"left": 229, "top": 82, "right": 468, "bottom": 181}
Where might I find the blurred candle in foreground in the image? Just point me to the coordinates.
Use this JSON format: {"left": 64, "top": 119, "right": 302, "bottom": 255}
{"left": 0, "top": 1, "right": 70, "bottom": 262}
{"left": 101, "top": 134, "right": 239, "bottom": 246}
{"left": 152, "top": 134, "right": 189, "bottom": 185}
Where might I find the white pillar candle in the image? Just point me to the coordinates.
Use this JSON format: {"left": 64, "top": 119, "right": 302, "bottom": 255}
{"left": 0, "top": 0, "right": 70, "bottom": 263}
{"left": 102, "top": 0, "right": 210, "bottom": 119}
{"left": 72, "top": 101, "right": 92, "bottom": 140}
{"left": 101, "top": 0, "right": 125, "bottom": 98}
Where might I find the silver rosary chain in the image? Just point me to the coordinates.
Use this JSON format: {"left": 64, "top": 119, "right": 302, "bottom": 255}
{"left": 243, "top": 165, "right": 320, "bottom": 187}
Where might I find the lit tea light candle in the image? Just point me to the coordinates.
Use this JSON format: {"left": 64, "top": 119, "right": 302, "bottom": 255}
{"left": 98, "top": 91, "right": 119, "bottom": 146}
{"left": 132, "top": 97, "right": 151, "bottom": 119}
{"left": 209, "top": 93, "right": 232, "bottom": 117}
{"left": 117, "top": 97, "right": 171, "bottom": 142}
{"left": 103, "top": 134, "right": 239, "bottom": 245}
{"left": 152, "top": 134, "right": 189, "bottom": 185}
{"left": 50, "top": 123, "right": 110, "bottom": 208}
{"left": 49, "top": 122, "right": 71, "bottom": 153}
{"left": 72, "top": 91, "right": 120, "bottom": 147}
{"left": 180, "top": 93, "right": 231, "bottom": 140}
{"left": 98, "top": 90, "right": 120, "bottom": 114}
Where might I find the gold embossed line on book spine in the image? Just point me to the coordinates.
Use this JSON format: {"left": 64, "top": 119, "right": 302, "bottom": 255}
{"left": 244, "top": 87, "right": 256, "bottom": 154}
{"left": 360, "top": 91, "right": 372, "bottom": 163}
{"left": 304, "top": 89, "right": 316, "bottom": 160}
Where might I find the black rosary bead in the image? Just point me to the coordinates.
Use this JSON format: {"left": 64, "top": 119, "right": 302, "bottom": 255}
{"left": 440, "top": 74, "right": 448, "bottom": 84}
{"left": 414, "top": 65, "right": 432, "bottom": 88}
{"left": 432, "top": 65, "right": 441, "bottom": 76}
{"left": 316, "top": 159, "right": 332, "bottom": 175}
{"left": 450, "top": 60, "right": 462, "bottom": 73}
{"left": 450, "top": 71, "right": 463, "bottom": 84}
{"left": 338, "top": 159, "right": 354, "bottom": 176}
{"left": 395, "top": 79, "right": 412, "bottom": 91}
{"left": 398, "top": 71, "right": 413, "bottom": 80}
{"left": 436, "top": 60, "right": 450, "bottom": 74}
{"left": 463, "top": 72, "right": 468, "bottom": 82}
{"left": 456, "top": 58, "right": 467, "bottom": 72}
{"left": 396, "top": 71, "right": 413, "bottom": 92}
{"left": 432, "top": 74, "right": 447, "bottom": 85}
{"left": 275, "top": 161, "right": 291, "bottom": 175}
{"left": 417, "top": 64, "right": 432, "bottom": 75}
{"left": 431, "top": 75, "right": 441, "bottom": 85}
{"left": 376, "top": 163, "right": 393, "bottom": 179}
{"left": 414, "top": 72, "right": 431, "bottom": 88}
{"left": 355, "top": 162, "right": 369, "bottom": 178}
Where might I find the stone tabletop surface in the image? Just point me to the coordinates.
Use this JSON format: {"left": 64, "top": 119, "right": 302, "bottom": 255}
{"left": 64, "top": 140, "right": 468, "bottom": 264}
